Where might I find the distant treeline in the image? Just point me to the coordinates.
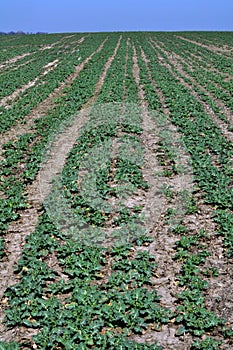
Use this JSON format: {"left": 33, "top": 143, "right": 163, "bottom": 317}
{"left": 0, "top": 31, "right": 48, "bottom": 36}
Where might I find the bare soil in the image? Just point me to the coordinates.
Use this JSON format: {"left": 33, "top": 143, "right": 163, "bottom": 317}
{"left": 0, "top": 53, "right": 32, "bottom": 70}
{"left": 175, "top": 35, "right": 233, "bottom": 57}
{"left": 129, "top": 43, "right": 233, "bottom": 350}
{"left": 155, "top": 40, "right": 233, "bottom": 128}
{"left": 0, "top": 36, "right": 122, "bottom": 342}
{"left": 0, "top": 35, "right": 232, "bottom": 349}
{"left": 150, "top": 39, "right": 233, "bottom": 143}
{"left": 0, "top": 38, "right": 108, "bottom": 159}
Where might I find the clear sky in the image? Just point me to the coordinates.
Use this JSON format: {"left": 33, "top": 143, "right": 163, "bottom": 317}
{"left": 0, "top": 0, "right": 232, "bottom": 33}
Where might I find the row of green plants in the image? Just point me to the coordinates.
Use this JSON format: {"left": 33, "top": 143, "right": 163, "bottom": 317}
{"left": 0, "top": 34, "right": 98, "bottom": 132}
{"left": 178, "top": 35, "right": 232, "bottom": 89}
{"left": 0, "top": 33, "right": 117, "bottom": 258}
{"left": 96, "top": 36, "right": 127, "bottom": 103}
{"left": 1, "top": 38, "right": 171, "bottom": 348}
{"left": 132, "top": 35, "right": 233, "bottom": 347}
{"left": 173, "top": 224, "right": 232, "bottom": 349}
{"left": 0, "top": 33, "right": 62, "bottom": 63}
{"left": 154, "top": 35, "right": 233, "bottom": 113}
{"left": 1, "top": 32, "right": 232, "bottom": 349}
{"left": 149, "top": 36, "right": 233, "bottom": 130}
{"left": 144, "top": 105, "right": 232, "bottom": 346}
{"left": 0, "top": 33, "right": 68, "bottom": 61}
{"left": 3, "top": 212, "right": 167, "bottom": 349}
{"left": 138, "top": 34, "right": 233, "bottom": 258}
{"left": 171, "top": 33, "right": 233, "bottom": 74}
{"left": 0, "top": 33, "right": 84, "bottom": 73}
{"left": 173, "top": 31, "right": 233, "bottom": 53}
{"left": 158, "top": 33, "right": 232, "bottom": 84}
{"left": 0, "top": 34, "right": 82, "bottom": 99}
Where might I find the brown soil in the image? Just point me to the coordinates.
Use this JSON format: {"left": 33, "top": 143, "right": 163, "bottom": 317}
{"left": 0, "top": 38, "right": 108, "bottom": 160}
{"left": 0, "top": 35, "right": 232, "bottom": 349}
{"left": 129, "top": 44, "right": 195, "bottom": 349}
{"left": 175, "top": 35, "right": 233, "bottom": 57}
{"left": 0, "top": 36, "right": 122, "bottom": 343}
{"left": 0, "top": 53, "right": 32, "bottom": 70}
{"left": 129, "top": 42, "right": 233, "bottom": 350}
{"left": 0, "top": 59, "right": 59, "bottom": 109}
{"left": 150, "top": 39, "right": 233, "bottom": 143}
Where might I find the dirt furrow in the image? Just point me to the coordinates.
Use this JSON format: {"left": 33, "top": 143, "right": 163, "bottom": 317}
{"left": 0, "top": 35, "right": 86, "bottom": 72}
{"left": 133, "top": 42, "right": 233, "bottom": 350}
{"left": 0, "top": 35, "right": 122, "bottom": 341}
{"left": 131, "top": 44, "right": 194, "bottom": 350}
{"left": 151, "top": 40, "right": 233, "bottom": 143}
{"left": 0, "top": 59, "right": 60, "bottom": 109}
{"left": 155, "top": 40, "right": 233, "bottom": 127}
{"left": 0, "top": 57, "right": 36, "bottom": 75}
{"left": 0, "top": 52, "right": 32, "bottom": 70}
{"left": 175, "top": 35, "right": 233, "bottom": 57}
{"left": 187, "top": 52, "right": 233, "bottom": 82}
{"left": 0, "top": 38, "right": 108, "bottom": 159}
{"left": 123, "top": 38, "right": 130, "bottom": 101}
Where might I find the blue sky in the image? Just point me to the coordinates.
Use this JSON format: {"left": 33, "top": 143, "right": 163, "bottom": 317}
{"left": 0, "top": 0, "right": 232, "bottom": 33}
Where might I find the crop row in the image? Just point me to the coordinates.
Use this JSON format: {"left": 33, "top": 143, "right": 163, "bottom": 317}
{"left": 0, "top": 33, "right": 117, "bottom": 257}
{"left": 0, "top": 34, "right": 106, "bottom": 133}
{"left": 159, "top": 34, "right": 232, "bottom": 82}
{"left": 151, "top": 35, "right": 233, "bottom": 113}
{"left": 134, "top": 38, "right": 233, "bottom": 347}
{"left": 0, "top": 34, "right": 84, "bottom": 109}
{"left": 1, "top": 35, "right": 171, "bottom": 348}
{"left": 148, "top": 37, "right": 232, "bottom": 134}
{"left": 0, "top": 33, "right": 232, "bottom": 349}
{"left": 174, "top": 32, "right": 233, "bottom": 55}
{"left": 135, "top": 34, "right": 233, "bottom": 258}
{"left": 0, "top": 33, "right": 76, "bottom": 64}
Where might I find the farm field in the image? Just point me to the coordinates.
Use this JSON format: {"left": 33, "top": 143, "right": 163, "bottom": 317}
{"left": 0, "top": 31, "right": 232, "bottom": 349}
